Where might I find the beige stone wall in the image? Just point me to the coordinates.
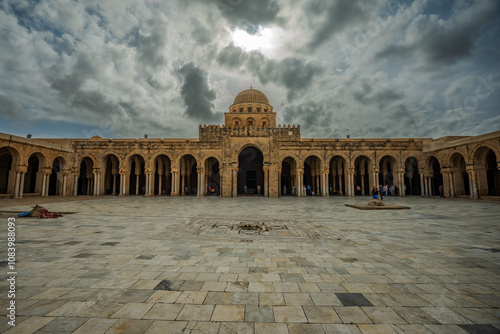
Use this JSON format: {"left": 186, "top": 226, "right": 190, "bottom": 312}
{"left": 1, "top": 130, "right": 499, "bottom": 199}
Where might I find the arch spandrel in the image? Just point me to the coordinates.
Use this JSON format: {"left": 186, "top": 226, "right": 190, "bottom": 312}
{"left": 0, "top": 146, "right": 22, "bottom": 166}
{"left": 470, "top": 143, "right": 500, "bottom": 165}
{"left": 231, "top": 142, "right": 269, "bottom": 162}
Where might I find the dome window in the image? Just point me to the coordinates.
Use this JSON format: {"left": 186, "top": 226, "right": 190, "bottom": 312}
{"left": 257, "top": 107, "right": 261, "bottom": 112}
{"left": 239, "top": 107, "right": 243, "bottom": 112}
{"left": 248, "top": 107, "right": 252, "bottom": 112}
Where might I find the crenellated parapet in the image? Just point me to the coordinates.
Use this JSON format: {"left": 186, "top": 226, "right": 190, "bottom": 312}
{"left": 199, "top": 124, "right": 301, "bottom": 141}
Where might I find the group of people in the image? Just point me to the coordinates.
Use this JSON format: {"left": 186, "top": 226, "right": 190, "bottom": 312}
{"left": 366, "top": 184, "right": 399, "bottom": 199}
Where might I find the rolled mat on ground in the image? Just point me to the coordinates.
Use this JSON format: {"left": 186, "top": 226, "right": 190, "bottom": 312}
{"left": 17, "top": 205, "right": 63, "bottom": 219}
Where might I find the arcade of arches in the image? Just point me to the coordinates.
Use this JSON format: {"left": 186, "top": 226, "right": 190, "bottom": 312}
{"left": 1, "top": 89, "right": 499, "bottom": 200}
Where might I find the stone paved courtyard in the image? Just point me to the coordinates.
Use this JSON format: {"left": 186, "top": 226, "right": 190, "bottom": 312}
{"left": 1, "top": 196, "right": 499, "bottom": 334}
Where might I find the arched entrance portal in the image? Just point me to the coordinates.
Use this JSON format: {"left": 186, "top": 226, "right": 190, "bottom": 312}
{"left": 473, "top": 148, "right": 500, "bottom": 197}
{"left": 180, "top": 155, "right": 197, "bottom": 196}
{"left": 238, "top": 147, "right": 263, "bottom": 195}
{"left": 129, "top": 155, "right": 146, "bottom": 195}
{"left": 404, "top": 157, "right": 421, "bottom": 195}
{"left": 25, "top": 153, "right": 42, "bottom": 194}
{"left": 304, "top": 156, "right": 321, "bottom": 196}
{"left": 78, "top": 158, "right": 94, "bottom": 195}
{"left": 0, "top": 147, "right": 15, "bottom": 194}
{"left": 329, "top": 156, "right": 346, "bottom": 196}
{"left": 104, "top": 155, "right": 120, "bottom": 195}
{"left": 205, "top": 157, "right": 220, "bottom": 196}
{"left": 425, "top": 157, "right": 442, "bottom": 196}
{"left": 154, "top": 155, "right": 171, "bottom": 195}
{"left": 486, "top": 150, "right": 500, "bottom": 196}
{"left": 449, "top": 153, "right": 469, "bottom": 197}
{"left": 48, "top": 158, "right": 64, "bottom": 196}
{"left": 354, "top": 156, "right": 371, "bottom": 195}
{"left": 281, "top": 157, "right": 296, "bottom": 196}
{"left": 379, "top": 156, "right": 397, "bottom": 188}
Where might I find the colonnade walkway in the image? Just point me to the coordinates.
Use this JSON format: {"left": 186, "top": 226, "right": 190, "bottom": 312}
{"left": 0, "top": 196, "right": 499, "bottom": 333}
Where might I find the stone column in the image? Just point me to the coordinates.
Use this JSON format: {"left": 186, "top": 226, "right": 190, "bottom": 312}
{"left": 41, "top": 174, "right": 46, "bottom": 196}
{"left": 18, "top": 171, "right": 26, "bottom": 198}
{"left": 171, "top": 168, "right": 179, "bottom": 196}
{"left": 338, "top": 171, "right": 343, "bottom": 195}
{"left": 13, "top": 172, "right": 21, "bottom": 198}
{"left": 427, "top": 177, "right": 432, "bottom": 196}
{"left": 144, "top": 168, "right": 152, "bottom": 196}
{"left": 112, "top": 174, "right": 118, "bottom": 195}
{"left": 158, "top": 174, "right": 162, "bottom": 196}
{"left": 278, "top": 169, "right": 282, "bottom": 197}
{"left": 197, "top": 168, "right": 203, "bottom": 197}
{"left": 346, "top": 168, "right": 352, "bottom": 197}
{"left": 297, "top": 168, "right": 303, "bottom": 196}
{"left": 264, "top": 164, "right": 269, "bottom": 197}
{"left": 119, "top": 168, "right": 127, "bottom": 195}
{"left": 440, "top": 167, "right": 451, "bottom": 198}
{"left": 180, "top": 172, "right": 185, "bottom": 195}
{"left": 93, "top": 168, "right": 100, "bottom": 196}
{"left": 419, "top": 172, "right": 425, "bottom": 196}
{"left": 232, "top": 164, "right": 238, "bottom": 197}
{"left": 73, "top": 174, "right": 79, "bottom": 196}
{"left": 466, "top": 166, "right": 478, "bottom": 199}
{"left": 398, "top": 168, "right": 405, "bottom": 197}
{"left": 322, "top": 169, "right": 328, "bottom": 197}
{"left": 62, "top": 173, "right": 67, "bottom": 196}
{"left": 331, "top": 170, "right": 336, "bottom": 194}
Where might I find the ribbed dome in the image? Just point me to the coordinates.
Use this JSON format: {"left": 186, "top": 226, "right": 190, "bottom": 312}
{"left": 233, "top": 89, "right": 269, "bottom": 105}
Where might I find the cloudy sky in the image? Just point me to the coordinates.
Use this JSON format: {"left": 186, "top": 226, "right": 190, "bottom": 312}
{"left": 1, "top": 0, "right": 499, "bottom": 139}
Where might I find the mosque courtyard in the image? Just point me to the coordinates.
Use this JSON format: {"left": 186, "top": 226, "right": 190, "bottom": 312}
{"left": 1, "top": 196, "right": 499, "bottom": 334}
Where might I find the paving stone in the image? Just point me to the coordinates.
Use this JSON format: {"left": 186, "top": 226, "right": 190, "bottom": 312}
{"left": 303, "top": 306, "right": 341, "bottom": 323}
{"left": 254, "top": 322, "right": 289, "bottom": 334}
{"left": 288, "top": 323, "right": 326, "bottom": 333}
{"left": 110, "top": 303, "right": 154, "bottom": 319}
{"left": 3, "top": 316, "right": 55, "bottom": 334}
{"left": 334, "top": 307, "right": 373, "bottom": 324}
{"left": 4, "top": 197, "right": 500, "bottom": 330}
{"left": 218, "top": 322, "right": 255, "bottom": 334}
{"left": 336, "top": 293, "right": 374, "bottom": 307}
{"left": 204, "top": 291, "right": 234, "bottom": 305}
{"left": 143, "top": 320, "right": 188, "bottom": 334}
{"left": 36, "top": 317, "right": 89, "bottom": 333}
{"left": 176, "top": 304, "right": 214, "bottom": 321}
{"left": 72, "top": 318, "right": 117, "bottom": 334}
{"left": 106, "top": 319, "right": 154, "bottom": 334}
{"left": 274, "top": 306, "right": 307, "bottom": 322}
{"left": 211, "top": 305, "right": 245, "bottom": 322}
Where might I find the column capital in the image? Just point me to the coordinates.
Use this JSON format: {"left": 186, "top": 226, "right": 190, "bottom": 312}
{"left": 92, "top": 168, "right": 101, "bottom": 175}
{"left": 347, "top": 168, "right": 355, "bottom": 174}
{"left": 197, "top": 167, "right": 204, "bottom": 174}
{"left": 373, "top": 168, "right": 380, "bottom": 173}
{"left": 119, "top": 167, "right": 127, "bottom": 175}
{"left": 296, "top": 168, "right": 304, "bottom": 174}
{"left": 440, "top": 167, "right": 451, "bottom": 174}
{"left": 145, "top": 167, "right": 153, "bottom": 174}
{"left": 16, "top": 165, "right": 28, "bottom": 173}
{"left": 322, "top": 168, "right": 329, "bottom": 174}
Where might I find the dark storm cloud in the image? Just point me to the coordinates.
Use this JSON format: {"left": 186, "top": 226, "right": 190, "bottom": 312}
{"left": 137, "top": 19, "right": 168, "bottom": 68}
{"left": 375, "top": 0, "right": 499, "bottom": 68}
{"left": 305, "top": 0, "right": 373, "bottom": 50}
{"left": 178, "top": 62, "right": 219, "bottom": 122}
{"left": 216, "top": 43, "right": 247, "bottom": 69}
{"left": 211, "top": 0, "right": 282, "bottom": 34}
{"left": 217, "top": 44, "right": 322, "bottom": 100}
{"left": 190, "top": 18, "right": 212, "bottom": 45}
{"left": 0, "top": 92, "right": 27, "bottom": 120}
{"left": 282, "top": 100, "right": 333, "bottom": 131}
